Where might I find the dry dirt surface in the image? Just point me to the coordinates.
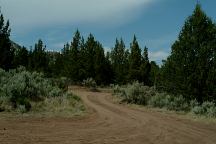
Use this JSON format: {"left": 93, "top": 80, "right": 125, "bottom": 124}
{"left": 0, "top": 87, "right": 216, "bottom": 144}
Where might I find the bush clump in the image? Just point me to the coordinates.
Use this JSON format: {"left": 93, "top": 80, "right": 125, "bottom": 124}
{"left": 113, "top": 82, "right": 216, "bottom": 118}
{"left": 0, "top": 67, "right": 73, "bottom": 112}
{"left": 31, "top": 92, "right": 85, "bottom": 116}
{"left": 148, "top": 94, "right": 189, "bottom": 111}
{"left": 117, "top": 81, "right": 155, "bottom": 105}
{"left": 192, "top": 101, "right": 216, "bottom": 117}
{"left": 82, "top": 78, "right": 97, "bottom": 91}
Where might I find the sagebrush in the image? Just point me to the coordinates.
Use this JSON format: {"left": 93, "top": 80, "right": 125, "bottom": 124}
{"left": 0, "top": 67, "right": 83, "bottom": 114}
{"left": 113, "top": 82, "right": 216, "bottom": 118}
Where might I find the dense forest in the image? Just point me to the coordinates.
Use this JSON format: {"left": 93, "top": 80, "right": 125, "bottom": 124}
{"left": 0, "top": 4, "right": 215, "bottom": 105}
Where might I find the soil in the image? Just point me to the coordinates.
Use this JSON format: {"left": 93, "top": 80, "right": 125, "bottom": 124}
{"left": 0, "top": 86, "right": 216, "bottom": 144}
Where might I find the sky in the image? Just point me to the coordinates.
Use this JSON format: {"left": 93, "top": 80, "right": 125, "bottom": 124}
{"left": 1, "top": 0, "right": 216, "bottom": 64}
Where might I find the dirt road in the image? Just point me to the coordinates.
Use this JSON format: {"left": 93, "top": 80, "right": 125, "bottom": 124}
{"left": 0, "top": 87, "right": 216, "bottom": 144}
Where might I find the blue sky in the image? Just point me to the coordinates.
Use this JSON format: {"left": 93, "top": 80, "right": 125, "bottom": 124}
{"left": 1, "top": 0, "right": 216, "bottom": 63}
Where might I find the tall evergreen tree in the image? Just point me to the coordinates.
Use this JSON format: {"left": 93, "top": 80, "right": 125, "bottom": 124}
{"left": 69, "top": 30, "right": 81, "bottom": 82}
{"left": 94, "top": 42, "right": 108, "bottom": 85}
{"left": 111, "top": 38, "right": 129, "bottom": 84}
{"left": 29, "top": 39, "right": 48, "bottom": 73}
{"left": 13, "top": 46, "right": 29, "bottom": 68}
{"left": 85, "top": 33, "right": 97, "bottom": 78}
{"left": 128, "top": 35, "right": 142, "bottom": 81}
{"left": 0, "top": 11, "right": 13, "bottom": 70}
{"left": 79, "top": 37, "right": 88, "bottom": 80}
{"left": 149, "top": 61, "right": 160, "bottom": 89}
{"left": 161, "top": 4, "right": 216, "bottom": 102}
{"left": 140, "top": 47, "right": 151, "bottom": 85}
{"left": 53, "top": 52, "right": 64, "bottom": 77}
{"left": 61, "top": 42, "right": 71, "bottom": 77}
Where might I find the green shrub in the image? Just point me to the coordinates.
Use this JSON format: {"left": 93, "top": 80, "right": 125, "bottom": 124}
{"left": 192, "top": 106, "right": 204, "bottom": 115}
{"left": 0, "top": 67, "right": 70, "bottom": 113}
{"left": 82, "top": 78, "right": 97, "bottom": 91}
{"left": 66, "top": 92, "right": 81, "bottom": 102}
{"left": 113, "top": 83, "right": 216, "bottom": 118}
{"left": 113, "top": 84, "right": 122, "bottom": 94}
{"left": 192, "top": 101, "right": 216, "bottom": 117}
{"left": 0, "top": 96, "right": 11, "bottom": 112}
{"left": 17, "top": 105, "right": 27, "bottom": 113}
{"left": 207, "top": 106, "right": 216, "bottom": 118}
{"left": 31, "top": 92, "right": 85, "bottom": 116}
{"left": 190, "top": 99, "right": 199, "bottom": 108}
{"left": 148, "top": 93, "right": 167, "bottom": 108}
{"left": 116, "top": 81, "right": 155, "bottom": 105}
{"left": 50, "top": 77, "right": 68, "bottom": 91}
{"left": 148, "top": 93, "right": 189, "bottom": 111}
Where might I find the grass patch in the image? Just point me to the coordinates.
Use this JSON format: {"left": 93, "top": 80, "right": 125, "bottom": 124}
{"left": 30, "top": 93, "right": 85, "bottom": 117}
{"left": 0, "top": 92, "right": 85, "bottom": 118}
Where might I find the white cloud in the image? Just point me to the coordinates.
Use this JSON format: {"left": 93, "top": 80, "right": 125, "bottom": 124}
{"left": 1, "top": 0, "right": 156, "bottom": 30}
{"left": 51, "top": 42, "right": 65, "bottom": 50}
{"left": 145, "top": 34, "right": 176, "bottom": 51}
{"left": 103, "top": 46, "right": 111, "bottom": 54}
{"left": 149, "top": 51, "right": 169, "bottom": 62}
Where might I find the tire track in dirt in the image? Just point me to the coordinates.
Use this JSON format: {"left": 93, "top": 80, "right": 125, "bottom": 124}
{"left": 0, "top": 86, "right": 216, "bottom": 144}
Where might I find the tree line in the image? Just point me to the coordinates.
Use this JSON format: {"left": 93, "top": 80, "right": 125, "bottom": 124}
{"left": 0, "top": 4, "right": 215, "bottom": 103}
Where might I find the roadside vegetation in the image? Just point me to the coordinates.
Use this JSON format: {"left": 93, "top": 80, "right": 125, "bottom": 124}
{"left": 113, "top": 82, "right": 216, "bottom": 118}
{"left": 0, "top": 67, "right": 85, "bottom": 115}
{"left": 82, "top": 78, "right": 98, "bottom": 91}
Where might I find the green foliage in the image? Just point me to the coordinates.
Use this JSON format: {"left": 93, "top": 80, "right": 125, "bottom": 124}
{"left": 160, "top": 4, "right": 216, "bottom": 102}
{"left": 149, "top": 61, "right": 160, "bottom": 88}
{"left": 117, "top": 81, "right": 155, "bottom": 105}
{"left": 113, "top": 82, "right": 216, "bottom": 117}
{"left": 112, "top": 84, "right": 122, "bottom": 94}
{"left": 114, "top": 82, "right": 188, "bottom": 111}
{"left": 50, "top": 77, "right": 68, "bottom": 91}
{"left": 29, "top": 39, "right": 49, "bottom": 74}
{"left": 128, "top": 35, "right": 142, "bottom": 81}
{"left": 31, "top": 92, "right": 85, "bottom": 116}
{"left": 0, "top": 11, "right": 13, "bottom": 70}
{"left": 192, "top": 101, "right": 216, "bottom": 117}
{"left": 140, "top": 47, "right": 151, "bottom": 86}
{"left": 82, "top": 78, "right": 97, "bottom": 91}
{"left": 13, "top": 46, "right": 29, "bottom": 68}
{"left": 0, "top": 67, "right": 68, "bottom": 112}
{"left": 54, "top": 32, "right": 113, "bottom": 85}
{"left": 110, "top": 38, "right": 129, "bottom": 84}
{"left": 148, "top": 94, "right": 189, "bottom": 111}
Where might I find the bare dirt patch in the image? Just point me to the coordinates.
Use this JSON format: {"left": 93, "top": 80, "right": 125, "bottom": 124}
{"left": 0, "top": 86, "right": 216, "bottom": 144}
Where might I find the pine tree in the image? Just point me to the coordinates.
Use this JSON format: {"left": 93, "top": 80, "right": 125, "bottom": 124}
{"left": 13, "top": 46, "right": 29, "bottom": 68}
{"left": 85, "top": 33, "right": 97, "bottom": 78}
{"left": 69, "top": 30, "right": 81, "bottom": 82}
{"left": 94, "top": 42, "right": 107, "bottom": 85}
{"left": 149, "top": 61, "right": 159, "bottom": 89}
{"left": 161, "top": 4, "right": 216, "bottom": 102}
{"left": 61, "top": 42, "right": 71, "bottom": 77}
{"left": 53, "top": 52, "right": 64, "bottom": 77}
{"left": 79, "top": 37, "right": 88, "bottom": 80}
{"left": 0, "top": 11, "right": 13, "bottom": 70}
{"left": 29, "top": 39, "right": 48, "bottom": 73}
{"left": 110, "top": 38, "right": 129, "bottom": 84}
{"left": 143, "top": 46, "right": 149, "bottom": 62}
{"left": 140, "top": 46, "right": 151, "bottom": 85}
{"left": 128, "top": 35, "right": 142, "bottom": 81}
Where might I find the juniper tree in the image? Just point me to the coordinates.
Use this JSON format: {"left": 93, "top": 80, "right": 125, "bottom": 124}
{"left": 161, "top": 4, "right": 216, "bottom": 102}
{"left": 0, "top": 11, "right": 13, "bottom": 70}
